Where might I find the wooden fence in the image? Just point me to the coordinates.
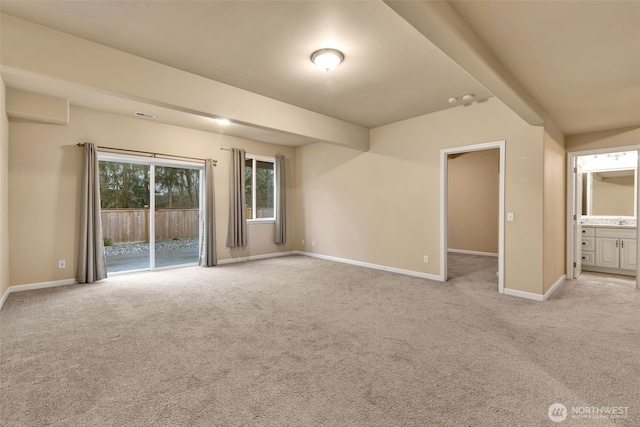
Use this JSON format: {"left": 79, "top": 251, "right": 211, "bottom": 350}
{"left": 101, "top": 208, "right": 199, "bottom": 244}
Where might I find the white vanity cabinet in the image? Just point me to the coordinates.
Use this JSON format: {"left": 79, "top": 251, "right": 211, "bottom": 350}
{"left": 582, "top": 226, "right": 637, "bottom": 276}
{"left": 620, "top": 238, "right": 637, "bottom": 271}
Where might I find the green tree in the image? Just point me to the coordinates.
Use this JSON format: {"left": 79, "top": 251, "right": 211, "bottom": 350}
{"left": 99, "top": 161, "right": 149, "bottom": 208}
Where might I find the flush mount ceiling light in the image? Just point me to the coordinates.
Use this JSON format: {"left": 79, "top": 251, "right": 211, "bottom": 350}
{"left": 448, "top": 97, "right": 457, "bottom": 104}
{"left": 311, "top": 48, "right": 344, "bottom": 72}
{"left": 462, "top": 94, "right": 474, "bottom": 103}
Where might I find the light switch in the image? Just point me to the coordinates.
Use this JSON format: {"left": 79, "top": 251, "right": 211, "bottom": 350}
{"left": 507, "top": 212, "right": 514, "bottom": 222}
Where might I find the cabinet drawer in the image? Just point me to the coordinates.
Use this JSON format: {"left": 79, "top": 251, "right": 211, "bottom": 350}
{"left": 596, "top": 228, "right": 636, "bottom": 238}
{"left": 581, "top": 251, "right": 595, "bottom": 266}
{"left": 581, "top": 227, "right": 595, "bottom": 237}
{"left": 582, "top": 237, "right": 595, "bottom": 251}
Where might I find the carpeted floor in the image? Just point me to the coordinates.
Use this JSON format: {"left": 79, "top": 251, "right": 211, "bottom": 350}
{"left": 1, "top": 254, "right": 639, "bottom": 426}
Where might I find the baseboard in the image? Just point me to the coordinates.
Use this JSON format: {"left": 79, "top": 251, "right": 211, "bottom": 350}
{"left": 543, "top": 275, "right": 566, "bottom": 301}
{"left": 503, "top": 275, "right": 566, "bottom": 302}
{"left": 217, "top": 251, "right": 297, "bottom": 265}
{"left": 448, "top": 249, "right": 498, "bottom": 257}
{"left": 296, "top": 251, "right": 441, "bottom": 281}
{"left": 0, "top": 288, "right": 10, "bottom": 311}
{"left": 0, "top": 278, "right": 77, "bottom": 311}
{"left": 503, "top": 287, "right": 544, "bottom": 301}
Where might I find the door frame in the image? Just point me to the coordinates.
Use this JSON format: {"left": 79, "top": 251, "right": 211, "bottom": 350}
{"left": 440, "top": 140, "right": 506, "bottom": 293}
{"left": 566, "top": 146, "right": 640, "bottom": 289}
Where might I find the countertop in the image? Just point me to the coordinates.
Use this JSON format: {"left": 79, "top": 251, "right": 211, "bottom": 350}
{"left": 582, "top": 224, "right": 637, "bottom": 229}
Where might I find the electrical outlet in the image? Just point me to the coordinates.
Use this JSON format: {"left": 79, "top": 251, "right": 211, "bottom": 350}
{"left": 423, "top": 256, "right": 428, "bottom": 263}
{"left": 58, "top": 260, "right": 66, "bottom": 269}
{"left": 312, "top": 241, "right": 315, "bottom": 247}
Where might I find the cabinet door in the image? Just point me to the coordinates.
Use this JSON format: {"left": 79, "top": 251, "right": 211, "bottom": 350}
{"left": 620, "top": 239, "right": 637, "bottom": 271}
{"left": 595, "top": 238, "right": 620, "bottom": 268}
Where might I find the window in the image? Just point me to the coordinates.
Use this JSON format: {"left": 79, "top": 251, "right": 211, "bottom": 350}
{"left": 245, "top": 155, "right": 275, "bottom": 220}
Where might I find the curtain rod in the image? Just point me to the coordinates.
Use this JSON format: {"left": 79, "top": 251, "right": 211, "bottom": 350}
{"left": 77, "top": 143, "right": 216, "bottom": 165}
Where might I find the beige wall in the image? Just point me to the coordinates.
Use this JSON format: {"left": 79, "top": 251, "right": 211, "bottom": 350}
{"left": 447, "top": 149, "right": 499, "bottom": 254}
{"left": 0, "top": 78, "right": 9, "bottom": 298}
{"left": 8, "top": 106, "right": 295, "bottom": 286}
{"left": 566, "top": 126, "right": 640, "bottom": 153}
{"left": 543, "top": 124, "right": 566, "bottom": 293}
{"left": 295, "top": 97, "right": 545, "bottom": 294}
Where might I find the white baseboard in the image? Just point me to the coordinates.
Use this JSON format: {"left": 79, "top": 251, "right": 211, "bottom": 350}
{"left": 543, "top": 275, "right": 566, "bottom": 301}
{"left": 296, "top": 251, "right": 442, "bottom": 281}
{"left": 448, "top": 248, "right": 498, "bottom": 257}
{"left": 0, "top": 288, "right": 10, "bottom": 311}
{"left": 217, "top": 251, "right": 297, "bottom": 265}
{"left": 0, "top": 278, "right": 77, "bottom": 311}
{"left": 503, "top": 287, "right": 544, "bottom": 301}
{"left": 503, "top": 275, "right": 566, "bottom": 302}
{"left": 0, "top": 253, "right": 562, "bottom": 309}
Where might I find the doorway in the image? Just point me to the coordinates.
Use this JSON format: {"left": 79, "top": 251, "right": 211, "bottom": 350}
{"left": 440, "top": 141, "right": 505, "bottom": 293}
{"left": 99, "top": 153, "right": 204, "bottom": 273}
{"left": 567, "top": 147, "right": 640, "bottom": 289}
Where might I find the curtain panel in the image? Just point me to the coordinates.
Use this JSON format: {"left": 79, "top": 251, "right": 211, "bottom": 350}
{"left": 77, "top": 142, "right": 107, "bottom": 283}
{"left": 226, "top": 148, "right": 247, "bottom": 248}
{"left": 200, "top": 158, "right": 217, "bottom": 266}
{"left": 274, "top": 155, "right": 286, "bottom": 244}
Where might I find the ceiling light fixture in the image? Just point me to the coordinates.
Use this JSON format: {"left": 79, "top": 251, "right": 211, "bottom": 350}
{"left": 311, "top": 48, "right": 344, "bottom": 72}
{"left": 215, "top": 118, "right": 231, "bottom": 126}
{"left": 448, "top": 97, "right": 457, "bottom": 104}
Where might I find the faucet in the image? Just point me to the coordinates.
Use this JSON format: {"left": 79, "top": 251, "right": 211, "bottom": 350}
{"left": 619, "top": 217, "right": 625, "bottom": 225}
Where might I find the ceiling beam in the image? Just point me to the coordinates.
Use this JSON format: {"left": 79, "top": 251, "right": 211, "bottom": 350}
{"left": 0, "top": 13, "right": 369, "bottom": 151}
{"left": 384, "top": 0, "right": 545, "bottom": 128}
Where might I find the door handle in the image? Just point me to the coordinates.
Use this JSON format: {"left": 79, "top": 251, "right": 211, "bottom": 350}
{"left": 622, "top": 240, "right": 625, "bottom": 249}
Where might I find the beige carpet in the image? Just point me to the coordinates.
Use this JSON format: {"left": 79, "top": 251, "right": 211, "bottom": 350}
{"left": 1, "top": 254, "right": 639, "bottom": 426}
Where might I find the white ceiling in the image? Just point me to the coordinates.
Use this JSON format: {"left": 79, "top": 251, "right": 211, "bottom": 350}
{"left": 1, "top": 0, "right": 638, "bottom": 141}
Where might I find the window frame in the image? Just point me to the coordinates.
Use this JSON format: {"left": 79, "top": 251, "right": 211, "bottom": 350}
{"left": 245, "top": 154, "right": 276, "bottom": 222}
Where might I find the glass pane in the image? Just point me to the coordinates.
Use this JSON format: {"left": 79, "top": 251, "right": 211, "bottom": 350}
{"left": 245, "top": 159, "right": 253, "bottom": 220}
{"left": 154, "top": 166, "right": 200, "bottom": 268}
{"left": 255, "top": 160, "right": 274, "bottom": 219}
{"left": 99, "top": 161, "right": 151, "bottom": 272}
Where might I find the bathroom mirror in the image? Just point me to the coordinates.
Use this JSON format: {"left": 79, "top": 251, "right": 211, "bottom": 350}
{"left": 582, "top": 169, "right": 636, "bottom": 216}
{"left": 579, "top": 150, "right": 637, "bottom": 218}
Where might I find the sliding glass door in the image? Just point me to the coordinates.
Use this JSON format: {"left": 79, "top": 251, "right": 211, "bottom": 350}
{"left": 154, "top": 165, "right": 201, "bottom": 268}
{"left": 99, "top": 154, "right": 203, "bottom": 273}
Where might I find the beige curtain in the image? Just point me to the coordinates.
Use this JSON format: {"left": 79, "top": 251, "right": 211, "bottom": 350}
{"left": 200, "top": 159, "right": 217, "bottom": 266}
{"left": 226, "top": 148, "right": 247, "bottom": 248}
{"left": 274, "top": 155, "right": 286, "bottom": 244}
{"left": 77, "top": 142, "right": 107, "bottom": 283}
